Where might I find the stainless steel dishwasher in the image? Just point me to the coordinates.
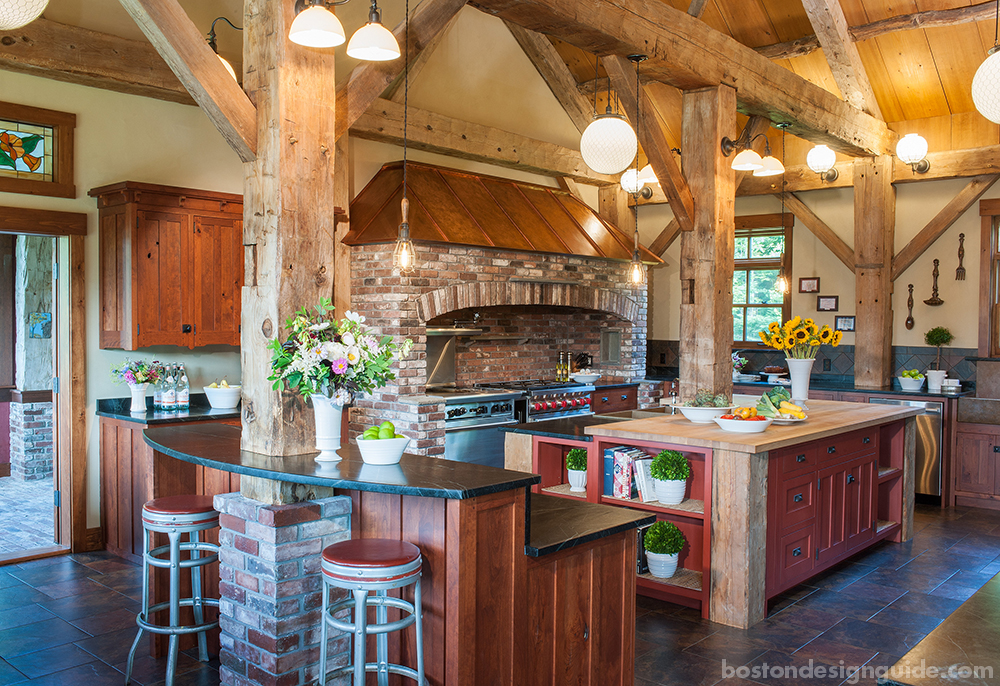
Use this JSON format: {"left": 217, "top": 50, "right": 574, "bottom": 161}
{"left": 868, "top": 397, "right": 943, "bottom": 496}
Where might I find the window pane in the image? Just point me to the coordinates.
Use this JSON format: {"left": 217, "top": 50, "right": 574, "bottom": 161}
{"left": 747, "top": 307, "right": 783, "bottom": 341}
{"left": 735, "top": 237, "right": 748, "bottom": 260}
{"left": 733, "top": 270, "right": 748, "bottom": 305}
{"left": 733, "top": 307, "right": 744, "bottom": 342}
{"left": 749, "top": 269, "right": 782, "bottom": 304}
{"left": 749, "top": 235, "right": 784, "bottom": 258}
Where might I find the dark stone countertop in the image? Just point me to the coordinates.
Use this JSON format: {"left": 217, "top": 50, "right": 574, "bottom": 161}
{"left": 144, "top": 423, "right": 538, "bottom": 500}
{"left": 879, "top": 571, "right": 1000, "bottom": 686}
{"left": 526, "top": 493, "right": 654, "bottom": 557}
{"left": 97, "top": 393, "right": 241, "bottom": 424}
{"left": 501, "top": 414, "right": 632, "bottom": 441}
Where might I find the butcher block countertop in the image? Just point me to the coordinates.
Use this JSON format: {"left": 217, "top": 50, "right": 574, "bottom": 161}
{"left": 584, "top": 400, "right": 920, "bottom": 452}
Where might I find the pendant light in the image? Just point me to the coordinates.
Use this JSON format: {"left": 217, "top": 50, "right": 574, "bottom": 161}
{"left": 0, "top": 0, "right": 48, "bottom": 30}
{"left": 289, "top": 1, "right": 346, "bottom": 48}
{"left": 626, "top": 55, "right": 646, "bottom": 287}
{"left": 392, "top": 0, "right": 415, "bottom": 274}
{"left": 207, "top": 17, "right": 243, "bottom": 83}
{"left": 347, "top": 0, "right": 400, "bottom": 61}
{"left": 775, "top": 124, "right": 789, "bottom": 296}
{"left": 974, "top": 0, "right": 1000, "bottom": 123}
{"left": 581, "top": 56, "right": 637, "bottom": 175}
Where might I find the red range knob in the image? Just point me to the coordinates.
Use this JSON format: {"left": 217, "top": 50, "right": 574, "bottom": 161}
{"left": 532, "top": 402, "right": 541, "bottom": 411}
{"left": 547, "top": 401, "right": 555, "bottom": 409}
{"left": 570, "top": 399, "right": 579, "bottom": 406}
{"left": 558, "top": 400, "right": 567, "bottom": 409}
{"left": 582, "top": 397, "right": 591, "bottom": 405}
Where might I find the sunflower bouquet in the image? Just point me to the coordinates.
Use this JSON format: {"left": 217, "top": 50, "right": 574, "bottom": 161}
{"left": 758, "top": 316, "right": 842, "bottom": 359}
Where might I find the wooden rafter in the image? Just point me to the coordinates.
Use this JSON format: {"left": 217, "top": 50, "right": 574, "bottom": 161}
{"left": 649, "top": 218, "right": 681, "bottom": 256}
{"left": 118, "top": 0, "right": 256, "bottom": 162}
{"left": 605, "top": 56, "right": 695, "bottom": 232}
{"left": 335, "top": 0, "right": 468, "bottom": 141}
{"left": 687, "top": 0, "right": 710, "bottom": 19}
{"left": 383, "top": 14, "right": 461, "bottom": 103}
{"left": 891, "top": 174, "right": 1000, "bottom": 281}
{"left": 467, "top": 0, "right": 896, "bottom": 156}
{"left": 777, "top": 192, "right": 856, "bottom": 272}
{"left": 800, "top": 0, "right": 882, "bottom": 119}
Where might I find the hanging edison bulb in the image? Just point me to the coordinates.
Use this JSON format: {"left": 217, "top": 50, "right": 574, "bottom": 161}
{"left": 627, "top": 249, "right": 646, "bottom": 286}
{"left": 393, "top": 198, "right": 415, "bottom": 274}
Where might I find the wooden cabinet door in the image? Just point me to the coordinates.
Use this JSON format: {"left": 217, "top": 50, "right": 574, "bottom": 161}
{"left": 955, "top": 431, "right": 996, "bottom": 495}
{"left": 844, "top": 455, "right": 876, "bottom": 552}
{"left": 816, "top": 463, "right": 847, "bottom": 565}
{"left": 134, "top": 209, "right": 191, "bottom": 347}
{"left": 191, "top": 215, "right": 243, "bottom": 346}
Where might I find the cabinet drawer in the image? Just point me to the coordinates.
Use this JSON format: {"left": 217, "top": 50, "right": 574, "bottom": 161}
{"left": 777, "top": 473, "right": 816, "bottom": 533}
{"left": 777, "top": 527, "right": 815, "bottom": 588}
{"left": 774, "top": 445, "right": 818, "bottom": 476}
{"left": 819, "top": 429, "right": 878, "bottom": 463}
{"left": 592, "top": 387, "right": 637, "bottom": 414}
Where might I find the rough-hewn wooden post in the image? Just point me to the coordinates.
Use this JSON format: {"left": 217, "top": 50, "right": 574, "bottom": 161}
{"left": 679, "top": 85, "right": 735, "bottom": 400}
{"left": 854, "top": 155, "right": 895, "bottom": 388}
{"left": 240, "top": 0, "right": 337, "bottom": 455}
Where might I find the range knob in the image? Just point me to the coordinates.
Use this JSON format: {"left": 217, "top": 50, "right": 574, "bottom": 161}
{"left": 569, "top": 399, "right": 578, "bottom": 407}
{"left": 581, "top": 397, "right": 590, "bottom": 405}
{"left": 476, "top": 406, "right": 489, "bottom": 415}
{"left": 558, "top": 400, "right": 567, "bottom": 409}
{"left": 546, "top": 401, "right": 555, "bottom": 409}
{"left": 532, "top": 402, "right": 542, "bottom": 411}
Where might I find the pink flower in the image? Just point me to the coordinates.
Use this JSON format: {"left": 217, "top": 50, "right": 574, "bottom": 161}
{"left": 331, "top": 358, "right": 349, "bottom": 375}
{"left": 124, "top": 370, "right": 136, "bottom": 384}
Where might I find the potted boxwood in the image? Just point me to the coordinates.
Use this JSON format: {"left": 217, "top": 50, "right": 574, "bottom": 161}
{"left": 565, "top": 448, "right": 588, "bottom": 493}
{"left": 650, "top": 450, "right": 690, "bottom": 505}
{"left": 644, "top": 520, "right": 686, "bottom": 578}
{"left": 924, "top": 326, "right": 954, "bottom": 392}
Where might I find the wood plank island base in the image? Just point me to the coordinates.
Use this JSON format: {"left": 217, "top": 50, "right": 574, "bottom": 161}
{"left": 507, "top": 400, "right": 920, "bottom": 629}
{"left": 142, "top": 424, "right": 652, "bottom": 686}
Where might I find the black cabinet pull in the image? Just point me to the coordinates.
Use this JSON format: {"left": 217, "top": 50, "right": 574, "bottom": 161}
{"left": 796, "top": 454, "right": 806, "bottom": 463}
{"left": 863, "top": 436, "right": 871, "bottom": 444}
{"left": 828, "top": 446, "right": 837, "bottom": 454}
{"left": 793, "top": 493, "right": 804, "bottom": 503}
{"left": 792, "top": 547, "right": 802, "bottom": 557}
{"left": 847, "top": 474, "right": 856, "bottom": 484}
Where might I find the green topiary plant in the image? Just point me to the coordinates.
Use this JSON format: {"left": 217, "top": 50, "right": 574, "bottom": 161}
{"left": 924, "top": 326, "right": 955, "bottom": 370}
{"left": 644, "top": 520, "right": 686, "bottom": 555}
{"left": 650, "top": 450, "right": 690, "bottom": 482}
{"left": 565, "top": 448, "right": 587, "bottom": 472}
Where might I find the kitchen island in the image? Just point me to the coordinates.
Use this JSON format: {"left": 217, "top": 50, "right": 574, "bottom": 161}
{"left": 506, "top": 400, "right": 920, "bottom": 628}
{"left": 143, "top": 424, "right": 651, "bottom": 686}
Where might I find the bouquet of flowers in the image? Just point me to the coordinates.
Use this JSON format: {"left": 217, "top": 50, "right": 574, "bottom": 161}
{"left": 111, "top": 358, "right": 163, "bottom": 386}
{"left": 268, "top": 298, "right": 413, "bottom": 405}
{"left": 758, "top": 316, "right": 842, "bottom": 359}
{"left": 732, "top": 352, "right": 749, "bottom": 374}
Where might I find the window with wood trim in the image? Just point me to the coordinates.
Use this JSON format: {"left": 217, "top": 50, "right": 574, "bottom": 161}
{"left": 733, "top": 214, "right": 792, "bottom": 345}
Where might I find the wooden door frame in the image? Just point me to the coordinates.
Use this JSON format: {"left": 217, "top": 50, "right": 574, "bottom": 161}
{"left": 0, "top": 206, "right": 88, "bottom": 557}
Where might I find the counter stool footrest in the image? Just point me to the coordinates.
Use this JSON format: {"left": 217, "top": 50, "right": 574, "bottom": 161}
{"left": 136, "top": 597, "right": 221, "bottom": 635}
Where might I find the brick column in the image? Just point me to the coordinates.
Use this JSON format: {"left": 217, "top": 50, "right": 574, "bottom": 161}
{"left": 8, "top": 401, "right": 53, "bottom": 481}
{"left": 213, "top": 493, "right": 352, "bottom": 686}
{"left": 637, "top": 380, "right": 664, "bottom": 409}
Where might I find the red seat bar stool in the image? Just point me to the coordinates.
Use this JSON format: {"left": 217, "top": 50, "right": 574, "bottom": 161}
{"left": 319, "top": 538, "right": 425, "bottom": 685}
{"left": 125, "top": 495, "right": 221, "bottom": 686}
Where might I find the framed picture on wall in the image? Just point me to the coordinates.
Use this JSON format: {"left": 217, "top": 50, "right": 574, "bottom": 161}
{"left": 834, "top": 316, "right": 855, "bottom": 332}
{"left": 799, "top": 277, "right": 820, "bottom": 293}
{"left": 817, "top": 295, "right": 839, "bottom": 312}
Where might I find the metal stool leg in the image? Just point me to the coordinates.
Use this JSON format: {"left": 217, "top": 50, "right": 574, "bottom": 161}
{"left": 414, "top": 576, "right": 424, "bottom": 686}
{"left": 124, "top": 527, "right": 151, "bottom": 685}
{"left": 318, "top": 580, "right": 330, "bottom": 686}
{"left": 376, "top": 589, "right": 389, "bottom": 686}
{"left": 166, "top": 529, "right": 181, "bottom": 686}
{"left": 189, "top": 530, "right": 208, "bottom": 663}
{"left": 353, "top": 589, "right": 368, "bottom": 686}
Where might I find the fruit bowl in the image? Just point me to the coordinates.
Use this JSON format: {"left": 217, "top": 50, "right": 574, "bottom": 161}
{"left": 357, "top": 436, "right": 410, "bottom": 465}
{"left": 571, "top": 372, "right": 601, "bottom": 383}
{"left": 672, "top": 405, "right": 735, "bottom": 424}
{"left": 203, "top": 385, "right": 241, "bottom": 409}
{"left": 713, "top": 417, "right": 772, "bottom": 433}
{"left": 897, "top": 376, "right": 924, "bottom": 391}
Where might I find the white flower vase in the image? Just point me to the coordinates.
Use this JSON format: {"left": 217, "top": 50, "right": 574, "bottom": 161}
{"left": 129, "top": 383, "right": 149, "bottom": 414}
{"left": 786, "top": 357, "right": 815, "bottom": 408}
{"left": 646, "top": 551, "right": 679, "bottom": 578}
{"left": 926, "top": 370, "right": 948, "bottom": 393}
{"left": 567, "top": 468, "right": 587, "bottom": 493}
{"left": 311, "top": 395, "right": 344, "bottom": 462}
{"left": 653, "top": 478, "right": 686, "bottom": 505}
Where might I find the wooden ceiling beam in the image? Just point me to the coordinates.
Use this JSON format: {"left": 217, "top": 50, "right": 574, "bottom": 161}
{"left": 687, "top": 0, "right": 710, "bottom": 19}
{"left": 468, "top": 0, "right": 896, "bottom": 156}
{"left": 649, "top": 217, "right": 681, "bottom": 256}
{"left": 118, "top": 0, "right": 256, "bottom": 162}
{"left": 777, "top": 192, "right": 855, "bottom": 272}
{"left": 335, "top": 0, "right": 467, "bottom": 142}
{"left": 800, "top": 0, "right": 882, "bottom": 119}
{"left": 350, "top": 97, "right": 616, "bottom": 185}
{"left": 757, "top": 0, "right": 996, "bottom": 61}
{"left": 605, "top": 56, "right": 695, "bottom": 231}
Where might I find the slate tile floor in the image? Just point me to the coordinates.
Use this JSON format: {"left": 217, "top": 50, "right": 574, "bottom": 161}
{"left": 0, "top": 477, "right": 54, "bottom": 556}
{"left": 0, "top": 504, "right": 998, "bottom": 685}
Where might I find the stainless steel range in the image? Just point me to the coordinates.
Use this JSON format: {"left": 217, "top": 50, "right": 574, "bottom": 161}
{"left": 428, "top": 386, "right": 523, "bottom": 468}
{"left": 478, "top": 380, "right": 595, "bottom": 422}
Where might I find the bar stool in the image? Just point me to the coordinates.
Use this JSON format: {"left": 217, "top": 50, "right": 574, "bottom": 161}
{"left": 319, "top": 539, "right": 425, "bottom": 685}
{"left": 125, "top": 495, "right": 221, "bottom": 686}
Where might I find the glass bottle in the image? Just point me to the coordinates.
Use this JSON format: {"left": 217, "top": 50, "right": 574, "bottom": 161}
{"left": 162, "top": 364, "right": 177, "bottom": 412}
{"left": 555, "top": 352, "right": 562, "bottom": 381}
{"left": 152, "top": 374, "right": 163, "bottom": 411}
{"left": 176, "top": 364, "right": 190, "bottom": 411}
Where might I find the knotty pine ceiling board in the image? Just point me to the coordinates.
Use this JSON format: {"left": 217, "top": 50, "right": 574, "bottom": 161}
{"left": 922, "top": 22, "right": 989, "bottom": 115}
{"left": 711, "top": 0, "right": 781, "bottom": 48}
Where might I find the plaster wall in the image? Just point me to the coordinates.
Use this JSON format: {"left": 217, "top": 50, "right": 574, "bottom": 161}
{"left": 14, "top": 236, "right": 53, "bottom": 392}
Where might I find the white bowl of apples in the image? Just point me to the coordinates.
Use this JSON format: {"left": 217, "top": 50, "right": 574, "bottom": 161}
{"left": 897, "top": 370, "right": 924, "bottom": 391}
{"left": 203, "top": 380, "right": 241, "bottom": 409}
{"left": 357, "top": 421, "right": 410, "bottom": 465}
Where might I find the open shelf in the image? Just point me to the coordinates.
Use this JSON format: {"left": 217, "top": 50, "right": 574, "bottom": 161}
{"left": 601, "top": 495, "right": 705, "bottom": 519}
{"left": 878, "top": 467, "right": 902, "bottom": 483}
{"left": 638, "top": 568, "right": 702, "bottom": 593}
{"left": 541, "top": 483, "right": 587, "bottom": 500}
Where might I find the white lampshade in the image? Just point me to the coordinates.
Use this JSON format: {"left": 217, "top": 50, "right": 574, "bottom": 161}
{"left": 288, "top": 5, "right": 346, "bottom": 48}
{"left": 218, "top": 54, "right": 238, "bottom": 81}
{"left": 620, "top": 168, "right": 644, "bottom": 194}
{"left": 347, "top": 21, "right": 400, "bottom": 61}
{"left": 753, "top": 155, "right": 784, "bottom": 177}
{"left": 0, "top": 0, "right": 47, "bottom": 30}
{"left": 580, "top": 114, "right": 637, "bottom": 175}
{"left": 896, "top": 133, "right": 928, "bottom": 165}
{"left": 637, "top": 164, "right": 658, "bottom": 185}
{"left": 973, "top": 49, "right": 1000, "bottom": 124}
{"left": 806, "top": 144, "right": 836, "bottom": 174}
{"left": 730, "top": 148, "right": 763, "bottom": 171}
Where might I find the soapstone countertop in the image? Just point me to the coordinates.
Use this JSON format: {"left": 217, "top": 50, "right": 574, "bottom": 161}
{"left": 526, "top": 493, "right": 654, "bottom": 557}
{"left": 97, "top": 393, "right": 240, "bottom": 425}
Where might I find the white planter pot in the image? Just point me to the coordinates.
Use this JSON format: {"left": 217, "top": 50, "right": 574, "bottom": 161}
{"left": 645, "top": 551, "right": 679, "bottom": 578}
{"left": 786, "top": 357, "right": 815, "bottom": 407}
{"left": 653, "top": 478, "right": 686, "bottom": 505}
{"left": 926, "top": 369, "right": 948, "bottom": 393}
{"left": 567, "top": 468, "right": 587, "bottom": 493}
{"left": 129, "top": 383, "right": 149, "bottom": 414}
{"left": 311, "top": 395, "right": 345, "bottom": 462}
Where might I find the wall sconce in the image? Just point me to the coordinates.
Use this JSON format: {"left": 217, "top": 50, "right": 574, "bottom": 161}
{"left": 806, "top": 144, "right": 839, "bottom": 182}
{"left": 207, "top": 17, "right": 242, "bottom": 82}
{"left": 896, "top": 133, "right": 930, "bottom": 173}
{"left": 289, "top": 0, "right": 400, "bottom": 61}
{"left": 620, "top": 168, "right": 653, "bottom": 198}
{"left": 721, "top": 132, "right": 784, "bottom": 176}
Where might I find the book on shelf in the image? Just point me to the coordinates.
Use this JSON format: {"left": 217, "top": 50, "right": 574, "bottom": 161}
{"left": 636, "top": 522, "right": 653, "bottom": 574}
{"left": 612, "top": 446, "right": 647, "bottom": 499}
{"left": 633, "top": 458, "right": 656, "bottom": 503}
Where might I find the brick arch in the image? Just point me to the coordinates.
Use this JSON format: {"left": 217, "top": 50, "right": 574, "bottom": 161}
{"left": 416, "top": 281, "right": 639, "bottom": 323}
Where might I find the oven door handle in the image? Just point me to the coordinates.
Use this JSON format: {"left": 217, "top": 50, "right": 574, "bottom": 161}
{"left": 445, "top": 419, "right": 519, "bottom": 431}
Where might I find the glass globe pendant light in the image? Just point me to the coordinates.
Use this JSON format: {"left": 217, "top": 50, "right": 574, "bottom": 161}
{"left": 0, "top": 0, "right": 48, "bottom": 31}
{"left": 288, "top": 1, "right": 346, "bottom": 48}
{"left": 974, "top": 0, "right": 1000, "bottom": 123}
{"left": 347, "top": 0, "right": 400, "bottom": 61}
{"left": 580, "top": 56, "right": 637, "bottom": 175}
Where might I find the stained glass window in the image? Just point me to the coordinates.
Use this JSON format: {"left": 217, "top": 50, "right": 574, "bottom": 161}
{"left": 0, "top": 120, "right": 53, "bottom": 182}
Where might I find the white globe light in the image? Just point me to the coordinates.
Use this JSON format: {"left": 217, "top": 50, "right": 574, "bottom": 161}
{"left": 0, "top": 0, "right": 48, "bottom": 30}
{"left": 580, "top": 114, "right": 637, "bottom": 175}
{"left": 896, "top": 133, "right": 928, "bottom": 165}
{"left": 637, "top": 164, "right": 658, "bottom": 185}
{"left": 288, "top": 5, "right": 346, "bottom": 48}
{"left": 753, "top": 155, "right": 784, "bottom": 177}
{"left": 347, "top": 20, "right": 400, "bottom": 61}
{"left": 620, "top": 168, "right": 644, "bottom": 194}
{"left": 806, "top": 145, "right": 836, "bottom": 174}
{"left": 730, "top": 148, "right": 763, "bottom": 171}
{"left": 973, "top": 49, "right": 1000, "bottom": 124}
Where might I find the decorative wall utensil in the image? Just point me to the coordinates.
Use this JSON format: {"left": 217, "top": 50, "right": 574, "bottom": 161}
{"left": 956, "top": 233, "right": 966, "bottom": 280}
{"left": 924, "top": 259, "right": 944, "bottom": 306}
{"left": 906, "top": 284, "right": 915, "bottom": 329}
